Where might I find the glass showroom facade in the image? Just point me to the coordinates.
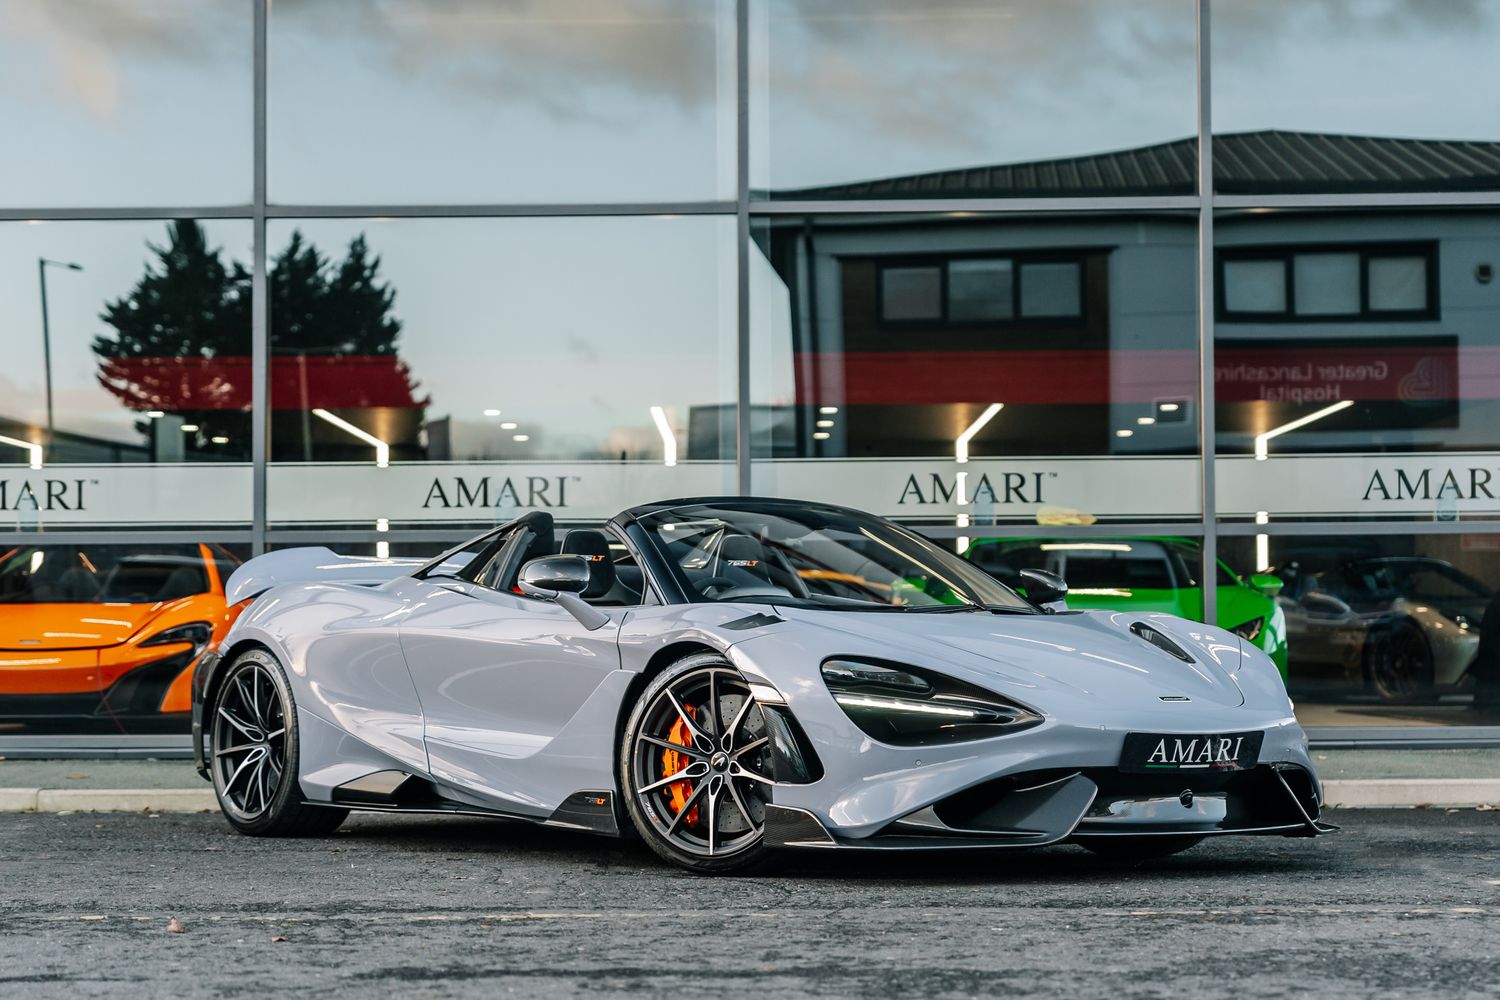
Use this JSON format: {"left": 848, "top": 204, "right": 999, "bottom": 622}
{"left": 3, "top": 0, "right": 1500, "bottom": 743}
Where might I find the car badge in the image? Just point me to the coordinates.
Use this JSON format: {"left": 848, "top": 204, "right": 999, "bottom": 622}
{"left": 20, "top": 639, "right": 40, "bottom": 646}
{"left": 1158, "top": 695, "right": 1191, "bottom": 702}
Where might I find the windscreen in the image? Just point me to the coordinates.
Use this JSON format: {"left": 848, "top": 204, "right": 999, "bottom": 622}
{"left": 0, "top": 545, "right": 212, "bottom": 605}
{"left": 638, "top": 503, "right": 1034, "bottom": 612}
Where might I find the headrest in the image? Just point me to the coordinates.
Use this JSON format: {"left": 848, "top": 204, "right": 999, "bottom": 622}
{"left": 561, "top": 529, "right": 615, "bottom": 599}
{"left": 718, "top": 534, "right": 768, "bottom": 576}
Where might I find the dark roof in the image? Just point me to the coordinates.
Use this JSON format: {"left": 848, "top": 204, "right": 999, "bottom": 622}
{"left": 774, "top": 130, "right": 1500, "bottom": 199}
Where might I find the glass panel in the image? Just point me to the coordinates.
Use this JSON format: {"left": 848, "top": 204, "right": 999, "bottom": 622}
{"left": 1215, "top": 208, "right": 1500, "bottom": 523}
{"left": 1220, "top": 532, "right": 1500, "bottom": 726}
{"left": 0, "top": 220, "right": 252, "bottom": 530}
{"left": 1293, "top": 253, "right": 1360, "bottom": 316}
{"left": 1223, "top": 259, "right": 1286, "bottom": 313}
{"left": 0, "top": 0, "right": 251, "bottom": 207}
{"left": 880, "top": 266, "right": 942, "bottom": 322}
{"left": 1019, "top": 262, "right": 1082, "bottom": 319}
{"left": 266, "top": 216, "right": 735, "bottom": 529}
{"left": 1369, "top": 256, "right": 1427, "bottom": 312}
{"left": 1212, "top": 0, "right": 1500, "bottom": 194}
{"left": 750, "top": 212, "right": 1201, "bottom": 527}
{"left": 268, "top": 0, "right": 735, "bottom": 205}
{"left": 0, "top": 540, "right": 250, "bottom": 736}
{"left": 752, "top": 0, "right": 1197, "bottom": 198}
{"left": 948, "top": 260, "right": 1014, "bottom": 322}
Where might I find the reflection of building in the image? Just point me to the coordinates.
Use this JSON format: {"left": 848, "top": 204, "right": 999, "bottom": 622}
{"left": 760, "top": 132, "right": 1500, "bottom": 461}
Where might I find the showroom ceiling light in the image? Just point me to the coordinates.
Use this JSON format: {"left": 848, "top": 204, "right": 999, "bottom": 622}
{"left": 145, "top": 410, "right": 165, "bottom": 419}
{"left": 1158, "top": 402, "right": 1180, "bottom": 413}
{"left": 1115, "top": 428, "right": 1133, "bottom": 438}
{"left": 0, "top": 433, "right": 42, "bottom": 470}
{"left": 500, "top": 421, "right": 517, "bottom": 430}
{"left": 512, "top": 434, "right": 530, "bottom": 442}
{"left": 1040, "top": 542, "right": 1132, "bottom": 552}
{"left": 210, "top": 436, "right": 229, "bottom": 445}
{"left": 1254, "top": 399, "right": 1354, "bottom": 460}
{"left": 954, "top": 403, "right": 1003, "bottom": 464}
{"left": 181, "top": 423, "right": 200, "bottom": 432}
{"left": 482, "top": 408, "right": 500, "bottom": 417}
{"left": 1137, "top": 416, "right": 1156, "bottom": 426}
{"left": 649, "top": 405, "right": 677, "bottom": 467}
{"left": 816, "top": 419, "right": 835, "bottom": 428}
{"left": 819, "top": 405, "right": 839, "bottom": 415}
{"left": 312, "top": 408, "right": 390, "bottom": 468}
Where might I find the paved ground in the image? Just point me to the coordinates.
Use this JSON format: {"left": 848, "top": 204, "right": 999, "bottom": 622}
{"left": 2, "top": 810, "right": 1499, "bottom": 999}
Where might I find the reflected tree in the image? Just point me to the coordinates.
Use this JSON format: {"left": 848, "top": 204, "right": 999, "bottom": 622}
{"left": 92, "top": 221, "right": 423, "bottom": 461}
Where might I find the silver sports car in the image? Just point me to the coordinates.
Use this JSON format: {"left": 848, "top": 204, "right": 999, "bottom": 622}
{"left": 192, "top": 497, "right": 1331, "bottom": 873}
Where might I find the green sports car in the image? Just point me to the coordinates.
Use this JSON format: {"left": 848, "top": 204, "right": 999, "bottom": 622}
{"left": 964, "top": 537, "right": 1288, "bottom": 680}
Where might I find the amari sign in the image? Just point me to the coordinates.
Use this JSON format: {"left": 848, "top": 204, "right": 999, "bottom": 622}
{"left": 1216, "top": 453, "right": 1500, "bottom": 518}
{"left": 4, "top": 453, "right": 1499, "bottom": 527}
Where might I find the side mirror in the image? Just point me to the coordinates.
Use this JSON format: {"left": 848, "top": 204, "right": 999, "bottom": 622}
{"left": 518, "top": 555, "right": 591, "bottom": 598}
{"left": 517, "top": 556, "right": 609, "bottom": 630}
{"left": 1019, "top": 568, "right": 1068, "bottom": 611}
{"left": 1248, "top": 573, "right": 1284, "bottom": 598}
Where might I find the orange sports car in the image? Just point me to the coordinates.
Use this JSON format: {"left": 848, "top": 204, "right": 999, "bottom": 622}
{"left": 0, "top": 543, "right": 243, "bottom": 734}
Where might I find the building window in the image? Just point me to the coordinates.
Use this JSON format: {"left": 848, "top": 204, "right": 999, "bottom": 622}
{"left": 879, "top": 265, "right": 943, "bottom": 321}
{"left": 948, "top": 259, "right": 1014, "bottom": 321}
{"left": 877, "top": 256, "right": 1084, "bottom": 325}
{"left": 1218, "top": 243, "right": 1437, "bottom": 321}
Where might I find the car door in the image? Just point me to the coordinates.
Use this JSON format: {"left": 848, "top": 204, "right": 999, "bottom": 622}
{"left": 395, "top": 517, "right": 623, "bottom": 816}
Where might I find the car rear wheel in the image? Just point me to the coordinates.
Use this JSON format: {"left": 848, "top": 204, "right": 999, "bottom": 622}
{"left": 1366, "top": 619, "right": 1436, "bottom": 704}
{"left": 1078, "top": 835, "right": 1203, "bottom": 860}
{"left": 619, "top": 653, "right": 775, "bottom": 874}
{"left": 209, "top": 648, "right": 347, "bottom": 837}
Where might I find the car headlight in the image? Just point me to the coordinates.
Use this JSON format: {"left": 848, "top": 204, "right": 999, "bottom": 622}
{"left": 820, "top": 657, "right": 1042, "bottom": 746}
{"left": 141, "top": 621, "right": 213, "bottom": 653}
{"left": 1230, "top": 616, "right": 1265, "bottom": 644}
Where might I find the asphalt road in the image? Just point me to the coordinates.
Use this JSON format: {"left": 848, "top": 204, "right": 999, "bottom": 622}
{"left": 2, "top": 809, "right": 1499, "bottom": 999}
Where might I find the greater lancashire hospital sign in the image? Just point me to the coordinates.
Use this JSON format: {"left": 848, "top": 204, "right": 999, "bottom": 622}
{"left": 3, "top": 454, "right": 1500, "bottom": 528}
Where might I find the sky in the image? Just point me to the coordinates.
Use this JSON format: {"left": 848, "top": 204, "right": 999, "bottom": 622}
{"left": 2, "top": 0, "right": 1498, "bottom": 460}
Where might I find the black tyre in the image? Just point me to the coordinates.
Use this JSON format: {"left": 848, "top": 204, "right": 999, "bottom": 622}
{"left": 209, "top": 648, "right": 348, "bottom": 837}
{"left": 618, "top": 653, "right": 775, "bottom": 874}
{"left": 1078, "top": 835, "right": 1203, "bottom": 860}
{"left": 1366, "top": 619, "right": 1436, "bottom": 704}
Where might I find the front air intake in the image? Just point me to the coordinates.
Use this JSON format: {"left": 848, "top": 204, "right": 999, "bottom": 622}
{"left": 1129, "top": 621, "right": 1194, "bottom": 663}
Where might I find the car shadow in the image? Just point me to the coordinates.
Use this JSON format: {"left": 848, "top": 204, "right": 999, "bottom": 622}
{"left": 326, "top": 813, "right": 1331, "bottom": 883}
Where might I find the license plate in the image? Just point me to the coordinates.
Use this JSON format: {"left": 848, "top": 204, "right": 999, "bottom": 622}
{"left": 1120, "top": 731, "right": 1263, "bottom": 773}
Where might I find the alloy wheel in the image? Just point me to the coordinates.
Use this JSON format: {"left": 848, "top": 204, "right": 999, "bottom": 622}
{"left": 629, "top": 666, "right": 773, "bottom": 858}
{"left": 211, "top": 661, "right": 288, "bottom": 822}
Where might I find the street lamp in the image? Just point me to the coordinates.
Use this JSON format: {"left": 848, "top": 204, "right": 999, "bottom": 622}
{"left": 38, "top": 257, "right": 84, "bottom": 446}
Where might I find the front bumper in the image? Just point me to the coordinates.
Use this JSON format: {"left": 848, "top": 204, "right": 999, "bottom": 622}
{"left": 764, "top": 761, "right": 1332, "bottom": 850}
{"left": 0, "top": 646, "right": 200, "bottom": 731}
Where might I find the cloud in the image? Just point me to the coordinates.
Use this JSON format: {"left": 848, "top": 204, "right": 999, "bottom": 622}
{"left": 2, "top": 0, "right": 241, "bottom": 118}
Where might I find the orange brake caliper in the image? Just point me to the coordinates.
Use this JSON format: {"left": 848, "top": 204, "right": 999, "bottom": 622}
{"left": 662, "top": 706, "right": 701, "bottom": 828}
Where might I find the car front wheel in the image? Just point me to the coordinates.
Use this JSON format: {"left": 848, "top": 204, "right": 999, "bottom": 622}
{"left": 618, "top": 653, "right": 776, "bottom": 874}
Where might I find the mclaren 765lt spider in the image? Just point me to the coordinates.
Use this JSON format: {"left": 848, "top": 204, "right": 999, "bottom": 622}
{"left": 193, "top": 498, "right": 1332, "bottom": 873}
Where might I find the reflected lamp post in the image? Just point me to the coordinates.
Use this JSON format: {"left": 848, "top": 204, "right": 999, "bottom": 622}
{"left": 38, "top": 257, "right": 84, "bottom": 446}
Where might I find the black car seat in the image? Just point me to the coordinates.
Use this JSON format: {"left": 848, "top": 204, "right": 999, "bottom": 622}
{"left": 560, "top": 529, "right": 617, "bottom": 601}
{"left": 716, "top": 534, "right": 778, "bottom": 590}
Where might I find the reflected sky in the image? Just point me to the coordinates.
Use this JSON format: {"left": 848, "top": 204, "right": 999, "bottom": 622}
{"left": 0, "top": 217, "right": 734, "bottom": 461}
{"left": 4, "top": 0, "right": 1499, "bottom": 206}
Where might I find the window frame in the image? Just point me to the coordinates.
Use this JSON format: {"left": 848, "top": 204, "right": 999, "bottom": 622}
{"left": 875, "top": 251, "right": 1090, "bottom": 328}
{"left": 1216, "top": 241, "right": 1439, "bottom": 323}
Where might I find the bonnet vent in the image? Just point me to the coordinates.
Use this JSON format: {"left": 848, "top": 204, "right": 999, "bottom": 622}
{"left": 1129, "top": 621, "right": 1194, "bottom": 663}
